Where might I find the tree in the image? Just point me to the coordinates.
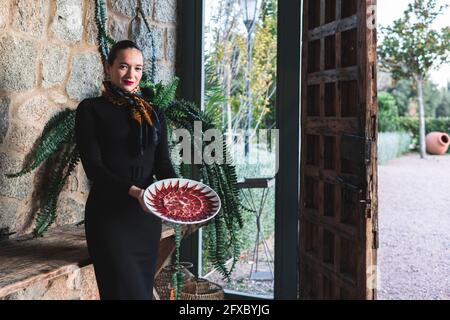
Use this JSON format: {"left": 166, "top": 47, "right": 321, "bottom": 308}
{"left": 206, "top": 0, "right": 243, "bottom": 134}
{"left": 205, "top": 0, "right": 277, "bottom": 150}
{"left": 423, "top": 81, "right": 443, "bottom": 116}
{"left": 378, "top": 0, "right": 450, "bottom": 158}
{"left": 387, "top": 79, "right": 414, "bottom": 116}
{"left": 435, "top": 82, "right": 450, "bottom": 117}
{"left": 378, "top": 92, "right": 399, "bottom": 132}
{"left": 248, "top": 0, "right": 277, "bottom": 137}
{"left": 387, "top": 78, "right": 445, "bottom": 117}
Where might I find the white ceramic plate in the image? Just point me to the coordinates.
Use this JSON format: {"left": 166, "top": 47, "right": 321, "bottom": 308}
{"left": 143, "top": 178, "right": 221, "bottom": 225}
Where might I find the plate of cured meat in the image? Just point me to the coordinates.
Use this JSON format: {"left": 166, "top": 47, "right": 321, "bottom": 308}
{"left": 143, "top": 178, "right": 221, "bottom": 224}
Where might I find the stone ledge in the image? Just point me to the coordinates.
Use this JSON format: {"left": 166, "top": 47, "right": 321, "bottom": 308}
{"left": 0, "top": 222, "right": 176, "bottom": 299}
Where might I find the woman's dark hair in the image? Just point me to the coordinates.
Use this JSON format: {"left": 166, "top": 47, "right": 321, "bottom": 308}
{"left": 107, "top": 40, "right": 142, "bottom": 65}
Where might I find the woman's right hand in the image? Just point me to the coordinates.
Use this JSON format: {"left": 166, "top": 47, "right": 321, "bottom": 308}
{"left": 137, "top": 190, "right": 151, "bottom": 213}
{"left": 129, "top": 186, "right": 151, "bottom": 213}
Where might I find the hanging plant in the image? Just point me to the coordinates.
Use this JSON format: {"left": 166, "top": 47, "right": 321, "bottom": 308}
{"left": 4, "top": 0, "right": 244, "bottom": 291}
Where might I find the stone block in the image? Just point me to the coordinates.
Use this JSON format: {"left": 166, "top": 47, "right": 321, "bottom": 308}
{"left": 0, "top": 0, "right": 10, "bottom": 31}
{"left": 14, "top": 95, "right": 59, "bottom": 125}
{"left": 154, "top": 63, "right": 175, "bottom": 84}
{"left": 12, "top": 0, "right": 49, "bottom": 37}
{"left": 0, "top": 197, "right": 19, "bottom": 237}
{"left": 129, "top": 17, "right": 164, "bottom": 75}
{"left": 110, "top": 18, "right": 128, "bottom": 41}
{"left": 0, "top": 97, "right": 10, "bottom": 145}
{"left": 55, "top": 196, "right": 85, "bottom": 226}
{"left": 0, "top": 34, "right": 38, "bottom": 92}
{"left": 0, "top": 152, "right": 33, "bottom": 200}
{"left": 80, "top": 265, "right": 99, "bottom": 300}
{"left": 153, "top": 0, "right": 177, "bottom": 24}
{"left": 5, "top": 123, "right": 40, "bottom": 155}
{"left": 85, "top": 0, "right": 98, "bottom": 45}
{"left": 67, "top": 53, "right": 103, "bottom": 101}
{"left": 166, "top": 27, "right": 176, "bottom": 62}
{"left": 111, "top": 0, "right": 153, "bottom": 18}
{"left": 42, "top": 45, "right": 69, "bottom": 88}
{"left": 52, "top": 0, "right": 83, "bottom": 44}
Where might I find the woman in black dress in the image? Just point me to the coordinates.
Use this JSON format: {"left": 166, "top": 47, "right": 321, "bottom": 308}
{"left": 74, "top": 40, "right": 177, "bottom": 300}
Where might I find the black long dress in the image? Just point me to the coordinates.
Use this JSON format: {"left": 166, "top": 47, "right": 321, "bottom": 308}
{"left": 74, "top": 96, "right": 177, "bottom": 300}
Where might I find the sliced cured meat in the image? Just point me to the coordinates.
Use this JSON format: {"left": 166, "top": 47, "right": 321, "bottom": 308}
{"left": 144, "top": 179, "right": 221, "bottom": 224}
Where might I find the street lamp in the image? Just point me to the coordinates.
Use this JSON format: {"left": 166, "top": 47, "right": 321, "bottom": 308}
{"left": 240, "top": 0, "right": 259, "bottom": 158}
{"left": 242, "top": 0, "right": 258, "bottom": 32}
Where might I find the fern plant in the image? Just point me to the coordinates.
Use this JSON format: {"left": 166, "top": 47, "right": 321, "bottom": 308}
{"left": 5, "top": 0, "right": 244, "bottom": 284}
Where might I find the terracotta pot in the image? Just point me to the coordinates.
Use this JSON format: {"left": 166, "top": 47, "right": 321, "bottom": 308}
{"left": 425, "top": 132, "right": 450, "bottom": 155}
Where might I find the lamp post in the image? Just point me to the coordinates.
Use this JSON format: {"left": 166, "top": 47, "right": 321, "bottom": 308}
{"left": 241, "top": 0, "right": 259, "bottom": 158}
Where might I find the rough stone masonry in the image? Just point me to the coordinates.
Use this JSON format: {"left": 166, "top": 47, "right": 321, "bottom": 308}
{"left": 0, "top": 0, "right": 178, "bottom": 300}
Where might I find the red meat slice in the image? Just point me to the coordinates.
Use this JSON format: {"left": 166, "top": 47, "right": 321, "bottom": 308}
{"left": 146, "top": 181, "right": 219, "bottom": 222}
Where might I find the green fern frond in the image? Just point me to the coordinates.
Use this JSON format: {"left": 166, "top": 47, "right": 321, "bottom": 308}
{"left": 33, "top": 138, "right": 79, "bottom": 237}
{"left": 211, "top": 217, "right": 232, "bottom": 280}
{"left": 203, "top": 102, "right": 223, "bottom": 130}
{"left": 200, "top": 162, "right": 241, "bottom": 280}
{"left": 220, "top": 143, "right": 243, "bottom": 227}
{"left": 239, "top": 203, "right": 257, "bottom": 214}
{"left": 152, "top": 77, "right": 179, "bottom": 108}
{"left": 106, "top": 35, "right": 116, "bottom": 46}
{"left": 41, "top": 108, "right": 74, "bottom": 137}
{"left": 94, "top": 0, "right": 110, "bottom": 64}
{"left": 5, "top": 109, "right": 76, "bottom": 178}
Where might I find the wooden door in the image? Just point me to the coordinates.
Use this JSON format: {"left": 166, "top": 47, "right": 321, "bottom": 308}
{"left": 299, "top": 0, "right": 378, "bottom": 299}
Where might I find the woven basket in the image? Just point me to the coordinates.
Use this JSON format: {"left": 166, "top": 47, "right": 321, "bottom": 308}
{"left": 154, "top": 262, "right": 194, "bottom": 300}
{"left": 181, "top": 278, "right": 224, "bottom": 300}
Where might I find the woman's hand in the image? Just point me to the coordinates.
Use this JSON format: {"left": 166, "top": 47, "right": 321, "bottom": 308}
{"left": 137, "top": 190, "right": 151, "bottom": 213}
{"left": 129, "top": 186, "right": 151, "bottom": 213}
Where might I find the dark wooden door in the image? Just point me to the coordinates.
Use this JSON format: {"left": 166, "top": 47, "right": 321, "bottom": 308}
{"left": 299, "top": 0, "right": 378, "bottom": 299}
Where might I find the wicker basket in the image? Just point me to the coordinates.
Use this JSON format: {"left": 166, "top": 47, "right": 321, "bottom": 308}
{"left": 154, "top": 262, "right": 194, "bottom": 300}
{"left": 181, "top": 278, "right": 224, "bottom": 300}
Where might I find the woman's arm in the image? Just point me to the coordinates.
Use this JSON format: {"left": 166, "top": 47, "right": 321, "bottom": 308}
{"left": 153, "top": 111, "right": 178, "bottom": 180}
{"left": 75, "top": 100, "right": 134, "bottom": 196}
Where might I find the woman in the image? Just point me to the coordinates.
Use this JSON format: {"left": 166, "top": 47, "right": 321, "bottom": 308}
{"left": 75, "top": 40, "right": 177, "bottom": 300}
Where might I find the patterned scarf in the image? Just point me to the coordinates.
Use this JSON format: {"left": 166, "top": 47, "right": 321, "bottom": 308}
{"left": 102, "top": 81, "right": 160, "bottom": 155}
{"left": 102, "top": 81, "right": 154, "bottom": 126}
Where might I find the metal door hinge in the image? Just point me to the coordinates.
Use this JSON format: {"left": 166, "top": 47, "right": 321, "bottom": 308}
{"left": 371, "top": 113, "right": 377, "bottom": 140}
{"left": 373, "top": 230, "right": 379, "bottom": 249}
{"left": 341, "top": 133, "right": 373, "bottom": 165}
{"left": 360, "top": 199, "right": 372, "bottom": 218}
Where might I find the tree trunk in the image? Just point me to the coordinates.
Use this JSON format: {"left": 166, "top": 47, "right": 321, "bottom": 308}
{"left": 415, "top": 75, "right": 427, "bottom": 159}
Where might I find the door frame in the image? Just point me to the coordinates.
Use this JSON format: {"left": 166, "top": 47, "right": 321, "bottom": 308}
{"left": 178, "top": 0, "right": 301, "bottom": 300}
{"left": 274, "top": 0, "right": 302, "bottom": 300}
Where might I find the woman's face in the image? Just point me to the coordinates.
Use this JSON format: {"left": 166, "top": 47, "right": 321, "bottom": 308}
{"left": 106, "top": 48, "right": 144, "bottom": 92}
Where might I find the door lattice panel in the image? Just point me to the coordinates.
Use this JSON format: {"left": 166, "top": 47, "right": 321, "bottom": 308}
{"left": 300, "top": 0, "right": 378, "bottom": 300}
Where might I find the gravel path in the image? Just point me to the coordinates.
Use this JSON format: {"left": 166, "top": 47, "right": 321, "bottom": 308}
{"left": 378, "top": 153, "right": 450, "bottom": 300}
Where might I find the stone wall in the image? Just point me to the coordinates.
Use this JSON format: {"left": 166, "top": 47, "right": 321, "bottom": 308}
{"left": 0, "top": 0, "right": 177, "bottom": 238}
{"left": 2, "top": 265, "right": 99, "bottom": 300}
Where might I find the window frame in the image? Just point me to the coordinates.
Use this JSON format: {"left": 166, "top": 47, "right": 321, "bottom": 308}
{"left": 177, "top": 0, "right": 301, "bottom": 300}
